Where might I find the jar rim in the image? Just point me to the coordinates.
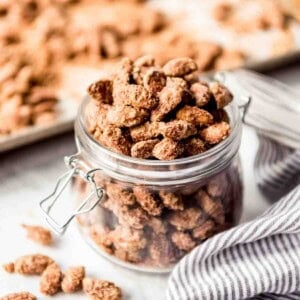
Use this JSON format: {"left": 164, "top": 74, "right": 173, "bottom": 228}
{"left": 74, "top": 96, "right": 242, "bottom": 185}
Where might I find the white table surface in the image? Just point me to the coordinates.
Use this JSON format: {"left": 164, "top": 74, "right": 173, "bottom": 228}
{"left": 0, "top": 63, "right": 299, "bottom": 299}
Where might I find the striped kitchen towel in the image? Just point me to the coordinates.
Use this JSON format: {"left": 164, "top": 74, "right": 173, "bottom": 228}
{"left": 255, "top": 135, "right": 300, "bottom": 202}
{"left": 167, "top": 70, "right": 300, "bottom": 300}
{"left": 167, "top": 185, "right": 300, "bottom": 300}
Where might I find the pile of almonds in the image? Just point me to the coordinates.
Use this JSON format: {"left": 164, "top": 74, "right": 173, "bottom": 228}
{"left": 87, "top": 56, "right": 233, "bottom": 160}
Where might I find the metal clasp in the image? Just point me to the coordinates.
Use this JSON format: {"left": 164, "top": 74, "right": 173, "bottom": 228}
{"left": 39, "top": 153, "right": 104, "bottom": 235}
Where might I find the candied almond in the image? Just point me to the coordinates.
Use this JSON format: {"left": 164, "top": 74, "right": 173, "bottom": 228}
{"left": 171, "top": 232, "right": 196, "bottom": 251}
{"left": 131, "top": 139, "right": 160, "bottom": 159}
{"left": 162, "top": 120, "right": 197, "bottom": 141}
{"left": 133, "top": 186, "right": 163, "bottom": 216}
{"left": 106, "top": 183, "right": 136, "bottom": 206}
{"left": 39, "top": 263, "right": 62, "bottom": 296}
{"left": 192, "top": 220, "right": 216, "bottom": 240}
{"left": 163, "top": 57, "right": 198, "bottom": 77}
{"left": 200, "top": 121, "right": 230, "bottom": 144}
{"left": 196, "top": 190, "right": 225, "bottom": 224}
{"left": 113, "top": 84, "right": 158, "bottom": 109}
{"left": 21, "top": 224, "right": 53, "bottom": 246}
{"left": 83, "top": 278, "right": 122, "bottom": 300}
{"left": 103, "top": 197, "right": 149, "bottom": 229}
{"left": 168, "top": 207, "right": 203, "bottom": 231}
{"left": 209, "top": 82, "right": 233, "bottom": 109}
{"left": 0, "top": 292, "right": 36, "bottom": 300}
{"left": 114, "top": 57, "right": 133, "bottom": 84}
{"left": 2, "top": 262, "right": 14, "bottom": 273}
{"left": 107, "top": 105, "right": 149, "bottom": 127}
{"left": 143, "top": 68, "right": 166, "bottom": 94}
{"left": 149, "top": 234, "right": 178, "bottom": 266}
{"left": 159, "top": 191, "right": 184, "bottom": 211}
{"left": 130, "top": 121, "right": 161, "bottom": 142}
{"left": 100, "top": 125, "right": 131, "bottom": 155}
{"left": 152, "top": 138, "right": 184, "bottom": 160}
{"left": 176, "top": 105, "right": 213, "bottom": 126}
{"left": 110, "top": 226, "right": 147, "bottom": 253}
{"left": 190, "top": 82, "right": 211, "bottom": 107}
{"left": 61, "top": 266, "right": 85, "bottom": 293}
{"left": 150, "top": 85, "right": 183, "bottom": 122}
{"left": 87, "top": 79, "right": 113, "bottom": 104}
{"left": 14, "top": 254, "right": 54, "bottom": 275}
{"left": 125, "top": 207, "right": 150, "bottom": 229}
{"left": 184, "top": 137, "right": 206, "bottom": 156}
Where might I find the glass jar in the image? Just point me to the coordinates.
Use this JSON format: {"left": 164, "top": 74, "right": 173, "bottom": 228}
{"left": 40, "top": 96, "right": 243, "bottom": 273}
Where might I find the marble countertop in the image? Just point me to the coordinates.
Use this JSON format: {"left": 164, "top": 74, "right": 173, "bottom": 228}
{"left": 0, "top": 63, "right": 299, "bottom": 299}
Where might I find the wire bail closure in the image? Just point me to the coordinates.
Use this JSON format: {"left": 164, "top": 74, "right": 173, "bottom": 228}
{"left": 39, "top": 153, "right": 104, "bottom": 235}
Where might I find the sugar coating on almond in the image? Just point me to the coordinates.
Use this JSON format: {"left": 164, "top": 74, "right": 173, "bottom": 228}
{"left": 61, "top": 266, "right": 85, "bottom": 293}
{"left": 14, "top": 254, "right": 54, "bottom": 275}
{"left": 22, "top": 224, "right": 53, "bottom": 246}
{"left": 83, "top": 278, "right": 122, "bottom": 300}
{"left": 163, "top": 57, "right": 198, "bottom": 77}
{"left": 39, "top": 263, "right": 62, "bottom": 296}
{"left": 152, "top": 138, "right": 184, "bottom": 160}
{"left": 200, "top": 121, "right": 230, "bottom": 144}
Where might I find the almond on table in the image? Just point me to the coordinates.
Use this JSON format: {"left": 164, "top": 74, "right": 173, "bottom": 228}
{"left": 39, "top": 263, "right": 62, "bottom": 296}
{"left": 14, "top": 254, "right": 54, "bottom": 275}
{"left": 61, "top": 266, "right": 85, "bottom": 293}
{"left": 0, "top": 292, "right": 36, "bottom": 300}
{"left": 83, "top": 278, "right": 122, "bottom": 300}
{"left": 21, "top": 224, "right": 53, "bottom": 246}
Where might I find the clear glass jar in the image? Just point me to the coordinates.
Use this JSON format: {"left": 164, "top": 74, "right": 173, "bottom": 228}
{"left": 41, "top": 96, "right": 243, "bottom": 273}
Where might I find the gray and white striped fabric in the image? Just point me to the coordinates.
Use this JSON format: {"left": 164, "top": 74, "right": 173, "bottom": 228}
{"left": 167, "top": 138, "right": 300, "bottom": 300}
{"left": 255, "top": 135, "right": 300, "bottom": 202}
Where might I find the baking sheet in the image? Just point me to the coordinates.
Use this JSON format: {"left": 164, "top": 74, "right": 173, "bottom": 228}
{"left": 0, "top": 66, "right": 107, "bottom": 153}
{"left": 1, "top": 0, "right": 299, "bottom": 153}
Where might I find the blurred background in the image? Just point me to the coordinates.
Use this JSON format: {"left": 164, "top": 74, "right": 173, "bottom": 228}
{"left": 0, "top": 0, "right": 299, "bottom": 150}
